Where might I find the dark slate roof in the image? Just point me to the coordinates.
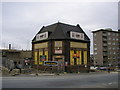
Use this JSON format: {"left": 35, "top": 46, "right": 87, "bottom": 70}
{"left": 32, "top": 22, "right": 90, "bottom": 42}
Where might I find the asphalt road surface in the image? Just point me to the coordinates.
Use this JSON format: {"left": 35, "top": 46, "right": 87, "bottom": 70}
{"left": 1, "top": 72, "right": 119, "bottom": 88}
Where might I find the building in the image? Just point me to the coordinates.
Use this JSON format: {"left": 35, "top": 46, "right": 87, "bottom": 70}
{"left": 90, "top": 54, "right": 94, "bottom": 66}
{"left": 1, "top": 49, "right": 32, "bottom": 69}
{"left": 32, "top": 22, "right": 90, "bottom": 73}
{"left": 92, "top": 28, "right": 119, "bottom": 66}
{"left": 118, "top": 30, "right": 120, "bottom": 66}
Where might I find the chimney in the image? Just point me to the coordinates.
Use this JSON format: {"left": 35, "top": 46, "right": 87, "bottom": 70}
{"left": 9, "top": 44, "right": 11, "bottom": 50}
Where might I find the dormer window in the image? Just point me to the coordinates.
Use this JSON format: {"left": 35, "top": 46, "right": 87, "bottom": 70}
{"left": 36, "top": 32, "right": 48, "bottom": 41}
{"left": 70, "top": 31, "right": 84, "bottom": 40}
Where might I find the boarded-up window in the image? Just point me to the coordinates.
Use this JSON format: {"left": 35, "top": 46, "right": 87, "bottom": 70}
{"left": 70, "top": 42, "right": 87, "bottom": 48}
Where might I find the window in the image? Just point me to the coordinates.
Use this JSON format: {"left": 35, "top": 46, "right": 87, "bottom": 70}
{"left": 72, "top": 33, "right": 75, "bottom": 37}
{"left": 116, "top": 33, "right": 119, "bottom": 36}
{"left": 108, "top": 43, "right": 111, "bottom": 45}
{"left": 113, "top": 33, "right": 115, "bottom": 36}
{"left": 113, "top": 48, "right": 115, "bottom": 50}
{"left": 116, "top": 38, "right": 118, "bottom": 41}
{"left": 113, "top": 52, "right": 116, "bottom": 54}
{"left": 94, "top": 43, "right": 96, "bottom": 46}
{"left": 94, "top": 52, "right": 97, "bottom": 55}
{"left": 108, "top": 32, "right": 111, "bottom": 35}
{"left": 94, "top": 48, "right": 97, "bottom": 50}
{"left": 113, "top": 38, "right": 115, "bottom": 40}
{"left": 113, "top": 43, "right": 115, "bottom": 45}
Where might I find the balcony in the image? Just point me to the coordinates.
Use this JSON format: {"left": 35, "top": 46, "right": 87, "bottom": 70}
{"left": 103, "top": 53, "right": 108, "bottom": 56}
{"left": 103, "top": 44, "right": 107, "bottom": 46}
{"left": 103, "top": 49, "right": 107, "bottom": 51}
{"left": 103, "top": 38, "right": 107, "bottom": 41}
{"left": 103, "top": 34, "right": 107, "bottom": 37}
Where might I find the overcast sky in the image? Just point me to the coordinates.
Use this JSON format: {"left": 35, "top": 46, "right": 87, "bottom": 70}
{"left": 1, "top": 1, "right": 118, "bottom": 53}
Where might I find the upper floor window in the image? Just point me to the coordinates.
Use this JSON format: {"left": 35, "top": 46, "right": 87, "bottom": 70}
{"left": 94, "top": 48, "right": 97, "bottom": 50}
{"left": 113, "top": 38, "right": 115, "bottom": 40}
{"left": 113, "top": 33, "right": 115, "bottom": 36}
{"left": 108, "top": 43, "right": 111, "bottom": 45}
{"left": 116, "top": 38, "right": 118, "bottom": 41}
{"left": 116, "top": 33, "right": 119, "bottom": 36}
{"left": 108, "top": 32, "right": 111, "bottom": 35}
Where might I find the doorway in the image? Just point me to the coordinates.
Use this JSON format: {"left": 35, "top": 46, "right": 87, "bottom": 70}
{"left": 53, "top": 56, "right": 64, "bottom": 73}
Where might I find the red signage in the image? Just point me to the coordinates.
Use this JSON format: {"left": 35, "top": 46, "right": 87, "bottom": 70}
{"left": 73, "top": 54, "right": 80, "bottom": 58}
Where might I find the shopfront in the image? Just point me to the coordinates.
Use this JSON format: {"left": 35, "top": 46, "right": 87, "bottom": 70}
{"left": 32, "top": 22, "right": 90, "bottom": 73}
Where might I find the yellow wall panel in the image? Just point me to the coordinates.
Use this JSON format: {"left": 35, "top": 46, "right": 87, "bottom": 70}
{"left": 34, "top": 42, "right": 48, "bottom": 49}
{"left": 77, "top": 51, "right": 82, "bottom": 65}
{"left": 80, "top": 51, "right": 82, "bottom": 64}
{"left": 55, "top": 41, "right": 62, "bottom": 47}
{"left": 70, "top": 42, "right": 87, "bottom": 48}
{"left": 34, "top": 52, "right": 38, "bottom": 64}
{"left": 45, "top": 51, "right": 48, "bottom": 61}
{"left": 76, "top": 51, "right": 79, "bottom": 65}
{"left": 70, "top": 50, "right": 74, "bottom": 65}
{"left": 39, "top": 51, "right": 43, "bottom": 64}
{"left": 84, "top": 51, "right": 87, "bottom": 64}
{"left": 39, "top": 61, "right": 43, "bottom": 64}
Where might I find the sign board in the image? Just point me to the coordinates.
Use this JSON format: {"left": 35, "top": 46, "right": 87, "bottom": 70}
{"left": 73, "top": 54, "right": 80, "bottom": 58}
{"left": 44, "top": 61, "right": 58, "bottom": 66}
{"left": 55, "top": 49, "right": 62, "bottom": 54}
{"left": 40, "top": 55, "right": 46, "bottom": 61}
{"left": 36, "top": 32, "right": 48, "bottom": 41}
{"left": 25, "top": 60, "right": 29, "bottom": 63}
{"left": 70, "top": 31, "right": 84, "bottom": 40}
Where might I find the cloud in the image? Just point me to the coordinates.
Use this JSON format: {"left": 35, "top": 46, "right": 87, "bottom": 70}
{"left": 1, "top": 2, "right": 118, "bottom": 53}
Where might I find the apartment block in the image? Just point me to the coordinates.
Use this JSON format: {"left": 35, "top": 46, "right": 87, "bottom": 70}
{"left": 92, "top": 29, "right": 119, "bottom": 66}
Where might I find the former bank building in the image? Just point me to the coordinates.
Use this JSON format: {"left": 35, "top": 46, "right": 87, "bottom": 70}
{"left": 32, "top": 22, "right": 90, "bottom": 73}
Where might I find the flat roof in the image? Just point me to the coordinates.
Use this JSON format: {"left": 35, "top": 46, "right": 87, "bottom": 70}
{"left": 92, "top": 29, "right": 118, "bottom": 33}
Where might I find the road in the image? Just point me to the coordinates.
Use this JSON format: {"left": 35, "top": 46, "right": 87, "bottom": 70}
{"left": 1, "top": 72, "right": 119, "bottom": 88}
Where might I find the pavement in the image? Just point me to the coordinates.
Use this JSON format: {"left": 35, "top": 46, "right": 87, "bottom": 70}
{"left": 1, "top": 71, "right": 119, "bottom": 77}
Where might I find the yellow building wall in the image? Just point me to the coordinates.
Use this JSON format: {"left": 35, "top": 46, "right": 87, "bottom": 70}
{"left": 45, "top": 51, "right": 48, "bottom": 61}
{"left": 55, "top": 41, "right": 62, "bottom": 47}
{"left": 70, "top": 42, "right": 87, "bottom": 48}
{"left": 33, "top": 42, "right": 49, "bottom": 65}
{"left": 76, "top": 51, "right": 79, "bottom": 65}
{"left": 34, "top": 42, "right": 48, "bottom": 49}
{"left": 78, "top": 51, "right": 82, "bottom": 65}
{"left": 34, "top": 51, "right": 38, "bottom": 64}
{"left": 39, "top": 51, "right": 43, "bottom": 64}
{"left": 70, "top": 50, "right": 74, "bottom": 65}
{"left": 84, "top": 51, "right": 87, "bottom": 64}
{"left": 70, "top": 50, "right": 83, "bottom": 65}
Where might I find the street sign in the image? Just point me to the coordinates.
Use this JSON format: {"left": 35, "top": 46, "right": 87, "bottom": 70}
{"left": 44, "top": 61, "right": 58, "bottom": 66}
